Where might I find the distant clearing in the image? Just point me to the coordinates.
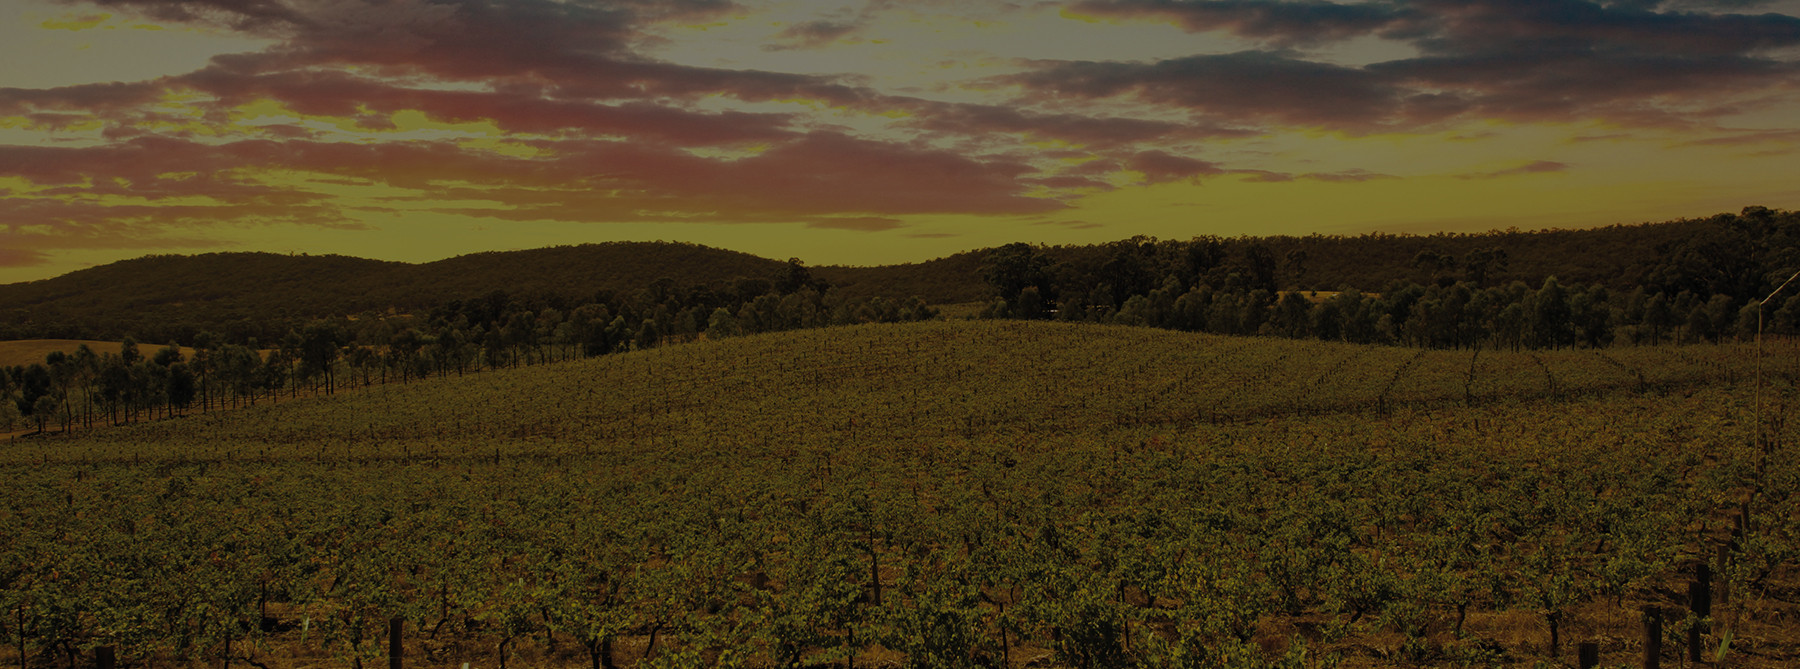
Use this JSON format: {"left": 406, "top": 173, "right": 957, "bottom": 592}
{"left": 0, "top": 339, "right": 187, "bottom": 368}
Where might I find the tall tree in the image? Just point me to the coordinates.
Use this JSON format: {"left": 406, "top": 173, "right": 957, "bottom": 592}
{"left": 981, "top": 243, "right": 1051, "bottom": 303}
{"left": 1463, "top": 247, "right": 1508, "bottom": 287}
{"left": 1642, "top": 293, "right": 1674, "bottom": 345}
{"left": 1528, "top": 277, "right": 1575, "bottom": 349}
{"left": 774, "top": 258, "right": 829, "bottom": 294}
{"left": 301, "top": 323, "right": 341, "bottom": 393}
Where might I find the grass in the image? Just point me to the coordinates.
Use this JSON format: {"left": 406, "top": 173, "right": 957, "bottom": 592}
{"left": 0, "top": 339, "right": 131, "bottom": 368}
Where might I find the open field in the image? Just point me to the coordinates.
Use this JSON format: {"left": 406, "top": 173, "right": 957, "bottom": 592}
{"left": 3, "top": 320, "right": 1797, "bottom": 668}
{"left": 0, "top": 339, "right": 183, "bottom": 368}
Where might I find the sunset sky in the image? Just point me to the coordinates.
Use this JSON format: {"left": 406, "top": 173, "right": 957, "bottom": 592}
{"left": 4, "top": 0, "right": 1800, "bottom": 283}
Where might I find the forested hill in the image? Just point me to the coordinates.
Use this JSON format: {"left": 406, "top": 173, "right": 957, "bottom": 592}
{"left": 1, "top": 208, "right": 1792, "bottom": 343}
{"left": 0, "top": 243, "right": 795, "bottom": 340}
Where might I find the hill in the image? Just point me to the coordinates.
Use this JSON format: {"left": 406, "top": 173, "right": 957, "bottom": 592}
{"left": 814, "top": 251, "right": 989, "bottom": 303}
{"left": 383, "top": 242, "right": 792, "bottom": 304}
{"left": 0, "top": 242, "right": 999, "bottom": 342}
{"left": 0, "top": 243, "right": 794, "bottom": 341}
{"left": 6, "top": 321, "right": 1795, "bottom": 667}
{"left": 0, "top": 252, "right": 401, "bottom": 338}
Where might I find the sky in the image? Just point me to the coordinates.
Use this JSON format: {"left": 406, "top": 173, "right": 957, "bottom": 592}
{"left": 4, "top": 0, "right": 1800, "bottom": 283}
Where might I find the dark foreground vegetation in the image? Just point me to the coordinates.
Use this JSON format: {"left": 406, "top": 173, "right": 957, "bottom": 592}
{"left": 2, "top": 321, "right": 1797, "bottom": 668}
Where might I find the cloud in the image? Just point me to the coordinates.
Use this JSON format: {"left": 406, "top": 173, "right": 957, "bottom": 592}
{"left": 1678, "top": 128, "right": 1800, "bottom": 146}
{"left": 766, "top": 19, "right": 862, "bottom": 50}
{"left": 1128, "top": 150, "right": 1226, "bottom": 182}
{"left": 177, "top": 67, "right": 801, "bottom": 145}
{"left": 0, "top": 247, "right": 50, "bottom": 268}
{"left": 1008, "top": 0, "right": 1800, "bottom": 132}
{"left": 528, "top": 132, "right": 1064, "bottom": 217}
{"left": 1455, "top": 160, "right": 1569, "bottom": 179}
{"left": 1399, "top": 0, "right": 1800, "bottom": 57}
{"left": 0, "top": 129, "right": 1060, "bottom": 229}
{"left": 1071, "top": 0, "right": 1800, "bottom": 53}
{"left": 76, "top": 0, "right": 313, "bottom": 32}
{"left": 1300, "top": 169, "right": 1397, "bottom": 182}
{"left": 1239, "top": 168, "right": 1397, "bottom": 182}
{"left": 804, "top": 216, "right": 906, "bottom": 231}
{"left": 1070, "top": 0, "right": 1416, "bottom": 46}
{"left": 896, "top": 100, "right": 1240, "bottom": 146}
{"left": 1032, "top": 219, "right": 1106, "bottom": 229}
{"left": 1005, "top": 51, "right": 1412, "bottom": 131}
{"left": 0, "top": 81, "right": 167, "bottom": 117}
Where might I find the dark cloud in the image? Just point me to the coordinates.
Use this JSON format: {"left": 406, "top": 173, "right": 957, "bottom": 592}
{"left": 1072, "top": 0, "right": 1416, "bottom": 45}
{"left": 1301, "top": 169, "right": 1396, "bottom": 182}
{"left": 1067, "top": 0, "right": 1800, "bottom": 53}
{"left": 0, "top": 247, "right": 50, "bottom": 268}
{"left": 0, "top": 81, "right": 167, "bottom": 116}
{"left": 92, "top": 0, "right": 800, "bottom": 105}
{"left": 1029, "top": 219, "right": 1107, "bottom": 229}
{"left": 1370, "top": 49, "right": 1794, "bottom": 126}
{"left": 1455, "top": 160, "right": 1569, "bottom": 179}
{"left": 1005, "top": 51, "right": 1412, "bottom": 131}
{"left": 804, "top": 216, "right": 906, "bottom": 231}
{"left": 896, "top": 101, "right": 1222, "bottom": 147}
{"left": 1128, "top": 150, "right": 1226, "bottom": 182}
{"left": 177, "top": 68, "right": 801, "bottom": 145}
{"left": 1025, "top": 174, "right": 1118, "bottom": 190}
{"left": 1400, "top": 0, "right": 1800, "bottom": 57}
{"left": 1010, "top": 0, "right": 1800, "bottom": 131}
{"left": 1655, "top": 0, "right": 1785, "bottom": 9}
{"left": 766, "top": 20, "right": 862, "bottom": 50}
{"left": 75, "top": 0, "right": 311, "bottom": 32}
{"left": 1680, "top": 128, "right": 1800, "bottom": 145}
{"left": 1239, "top": 168, "right": 1398, "bottom": 182}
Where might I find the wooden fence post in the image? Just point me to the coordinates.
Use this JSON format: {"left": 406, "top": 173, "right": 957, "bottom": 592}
{"left": 1578, "top": 642, "right": 1598, "bottom": 669}
{"left": 1688, "top": 578, "right": 1707, "bottom": 663}
{"left": 389, "top": 617, "right": 403, "bottom": 669}
{"left": 1715, "top": 543, "right": 1731, "bottom": 607}
{"left": 1643, "top": 605, "right": 1661, "bottom": 669}
{"left": 1695, "top": 563, "right": 1712, "bottom": 622}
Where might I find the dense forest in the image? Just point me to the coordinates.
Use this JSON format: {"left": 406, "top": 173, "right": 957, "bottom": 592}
{"left": 982, "top": 206, "right": 1800, "bottom": 349}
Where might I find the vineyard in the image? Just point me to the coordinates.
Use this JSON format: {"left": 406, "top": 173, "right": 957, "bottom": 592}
{"left": 2, "top": 320, "right": 1797, "bottom": 668}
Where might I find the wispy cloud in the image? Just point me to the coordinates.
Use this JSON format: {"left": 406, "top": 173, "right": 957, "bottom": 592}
{"left": 1456, "top": 160, "right": 1570, "bottom": 179}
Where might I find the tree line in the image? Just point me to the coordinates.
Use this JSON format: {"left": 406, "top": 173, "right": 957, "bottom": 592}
{"left": 1, "top": 260, "right": 935, "bottom": 434}
{"left": 978, "top": 206, "right": 1800, "bottom": 350}
{"left": 6, "top": 209, "right": 1786, "bottom": 345}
